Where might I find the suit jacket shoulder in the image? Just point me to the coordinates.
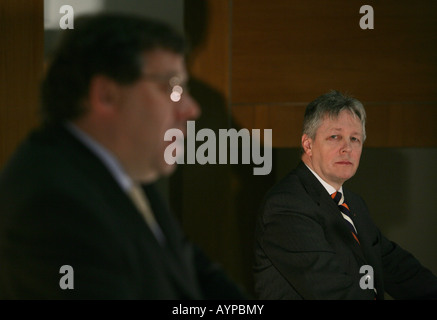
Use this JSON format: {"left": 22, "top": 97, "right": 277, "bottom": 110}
{"left": 0, "top": 125, "right": 200, "bottom": 299}
{"left": 0, "top": 125, "right": 247, "bottom": 299}
{"left": 254, "top": 161, "right": 379, "bottom": 299}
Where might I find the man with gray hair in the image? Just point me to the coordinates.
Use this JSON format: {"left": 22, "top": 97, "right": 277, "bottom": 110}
{"left": 254, "top": 90, "right": 437, "bottom": 299}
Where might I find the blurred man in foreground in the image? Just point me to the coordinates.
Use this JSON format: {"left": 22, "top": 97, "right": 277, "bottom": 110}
{"left": 0, "top": 13, "right": 246, "bottom": 299}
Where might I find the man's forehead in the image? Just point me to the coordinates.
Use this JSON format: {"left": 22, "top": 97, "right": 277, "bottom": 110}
{"left": 319, "top": 112, "right": 363, "bottom": 131}
{"left": 141, "top": 49, "right": 185, "bottom": 72}
{"left": 326, "top": 126, "right": 363, "bottom": 134}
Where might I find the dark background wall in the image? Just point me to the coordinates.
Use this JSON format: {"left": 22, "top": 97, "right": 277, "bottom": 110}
{"left": 1, "top": 0, "right": 436, "bottom": 298}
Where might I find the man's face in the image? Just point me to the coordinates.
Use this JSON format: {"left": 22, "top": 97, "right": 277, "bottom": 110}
{"left": 114, "top": 49, "right": 200, "bottom": 183}
{"left": 302, "top": 110, "right": 364, "bottom": 190}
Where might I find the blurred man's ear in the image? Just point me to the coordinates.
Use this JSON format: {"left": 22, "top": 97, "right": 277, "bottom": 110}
{"left": 88, "top": 75, "right": 121, "bottom": 117}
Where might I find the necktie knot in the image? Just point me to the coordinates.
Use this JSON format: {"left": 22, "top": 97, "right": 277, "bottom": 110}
{"left": 331, "top": 191, "right": 350, "bottom": 212}
{"left": 331, "top": 191, "right": 342, "bottom": 205}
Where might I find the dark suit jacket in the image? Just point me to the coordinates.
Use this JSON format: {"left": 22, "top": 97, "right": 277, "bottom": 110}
{"left": 0, "top": 124, "right": 245, "bottom": 299}
{"left": 254, "top": 161, "right": 437, "bottom": 299}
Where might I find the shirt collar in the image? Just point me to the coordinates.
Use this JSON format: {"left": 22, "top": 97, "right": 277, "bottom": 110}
{"left": 304, "top": 163, "right": 343, "bottom": 196}
{"left": 65, "top": 122, "right": 133, "bottom": 192}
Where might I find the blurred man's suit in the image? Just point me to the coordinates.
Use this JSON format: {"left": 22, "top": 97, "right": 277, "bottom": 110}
{"left": 0, "top": 124, "right": 244, "bottom": 299}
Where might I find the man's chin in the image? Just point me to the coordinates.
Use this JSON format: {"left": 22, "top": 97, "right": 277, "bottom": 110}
{"left": 338, "top": 171, "right": 357, "bottom": 184}
{"left": 162, "top": 162, "right": 178, "bottom": 177}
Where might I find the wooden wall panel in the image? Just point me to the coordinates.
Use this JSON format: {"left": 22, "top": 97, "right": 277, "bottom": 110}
{"left": 182, "top": 0, "right": 244, "bottom": 286}
{"left": 0, "top": 0, "right": 43, "bottom": 168}
{"left": 182, "top": 1, "right": 277, "bottom": 295}
{"left": 233, "top": 104, "right": 305, "bottom": 148}
{"left": 365, "top": 104, "right": 437, "bottom": 147}
{"left": 186, "top": 0, "right": 230, "bottom": 100}
{"left": 230, "top": 0, "right": 437, "bottom": 147}
{"left": 231, "top": 0, "right": 437, "bottom": 104}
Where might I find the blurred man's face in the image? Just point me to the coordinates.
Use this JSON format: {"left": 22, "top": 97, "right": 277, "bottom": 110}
{"left": 115, "top": 48, "right": 200, "bottom": 183}
{"left": 302, "top": 110, "right": 364, "bottom": 190}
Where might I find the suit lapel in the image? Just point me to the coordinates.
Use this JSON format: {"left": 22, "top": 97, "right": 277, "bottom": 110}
{"left": 45, "top": 125, "right": 202, "bottom": 299}
{"left": 144, "top": 184, "right": 203, "bottom": 298}
{"left": 344, "top": 190, "right": 384, "bottom": 297}
{"left": 123, "top": 186, "right": 202, "bottom": 299}
{"left": 296, "top": 162, "right": 367, "bottom": 263}
{"left": 50, "top": 125, "right": 174, "bottom": 249}
{"left": 322, "top": 192, "right": 367, "bottom": 263}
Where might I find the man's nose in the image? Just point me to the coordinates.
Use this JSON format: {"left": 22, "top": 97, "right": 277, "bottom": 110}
{"left": 177, "top": 92, "right": 201, "bottom": 121}
{"left": 341, "top": 140, "right": 352, "bottom": 153}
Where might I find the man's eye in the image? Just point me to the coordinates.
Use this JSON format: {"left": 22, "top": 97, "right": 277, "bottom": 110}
{"left": 351, "top": 137, "right": 360, "bottom": 143}
{"left": 330, "top": 135, "right": 338, "bottom": 140}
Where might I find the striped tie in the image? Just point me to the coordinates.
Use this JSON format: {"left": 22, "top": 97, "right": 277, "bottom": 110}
{"left": 332, "top": 191, "right": 378, "bottom": 298}
{"left": 331, "top": 191, "right": 360, "bottom": 245}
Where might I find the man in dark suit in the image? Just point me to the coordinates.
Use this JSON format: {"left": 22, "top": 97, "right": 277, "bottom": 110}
{"left": 254, "top": 90, "right": 437, "bottom": 299}
{"left": 0, "top": 13, "right": 246, "bottom": 299}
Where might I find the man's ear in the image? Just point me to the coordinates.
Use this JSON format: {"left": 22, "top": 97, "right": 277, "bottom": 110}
{"left": 301, "top": 134, "right": 313, "bottom": 156}
{"left": 88, "top": 75, "right": 121, "bottom": 116}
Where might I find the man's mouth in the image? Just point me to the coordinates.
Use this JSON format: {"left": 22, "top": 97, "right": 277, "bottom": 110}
{"left": 335, "top": 161, "right": 353, "bottom": 165}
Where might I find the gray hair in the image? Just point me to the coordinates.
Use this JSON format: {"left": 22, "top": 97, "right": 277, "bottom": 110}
{"left": 302, "top": 90, "right": 367, "bottom": 141}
